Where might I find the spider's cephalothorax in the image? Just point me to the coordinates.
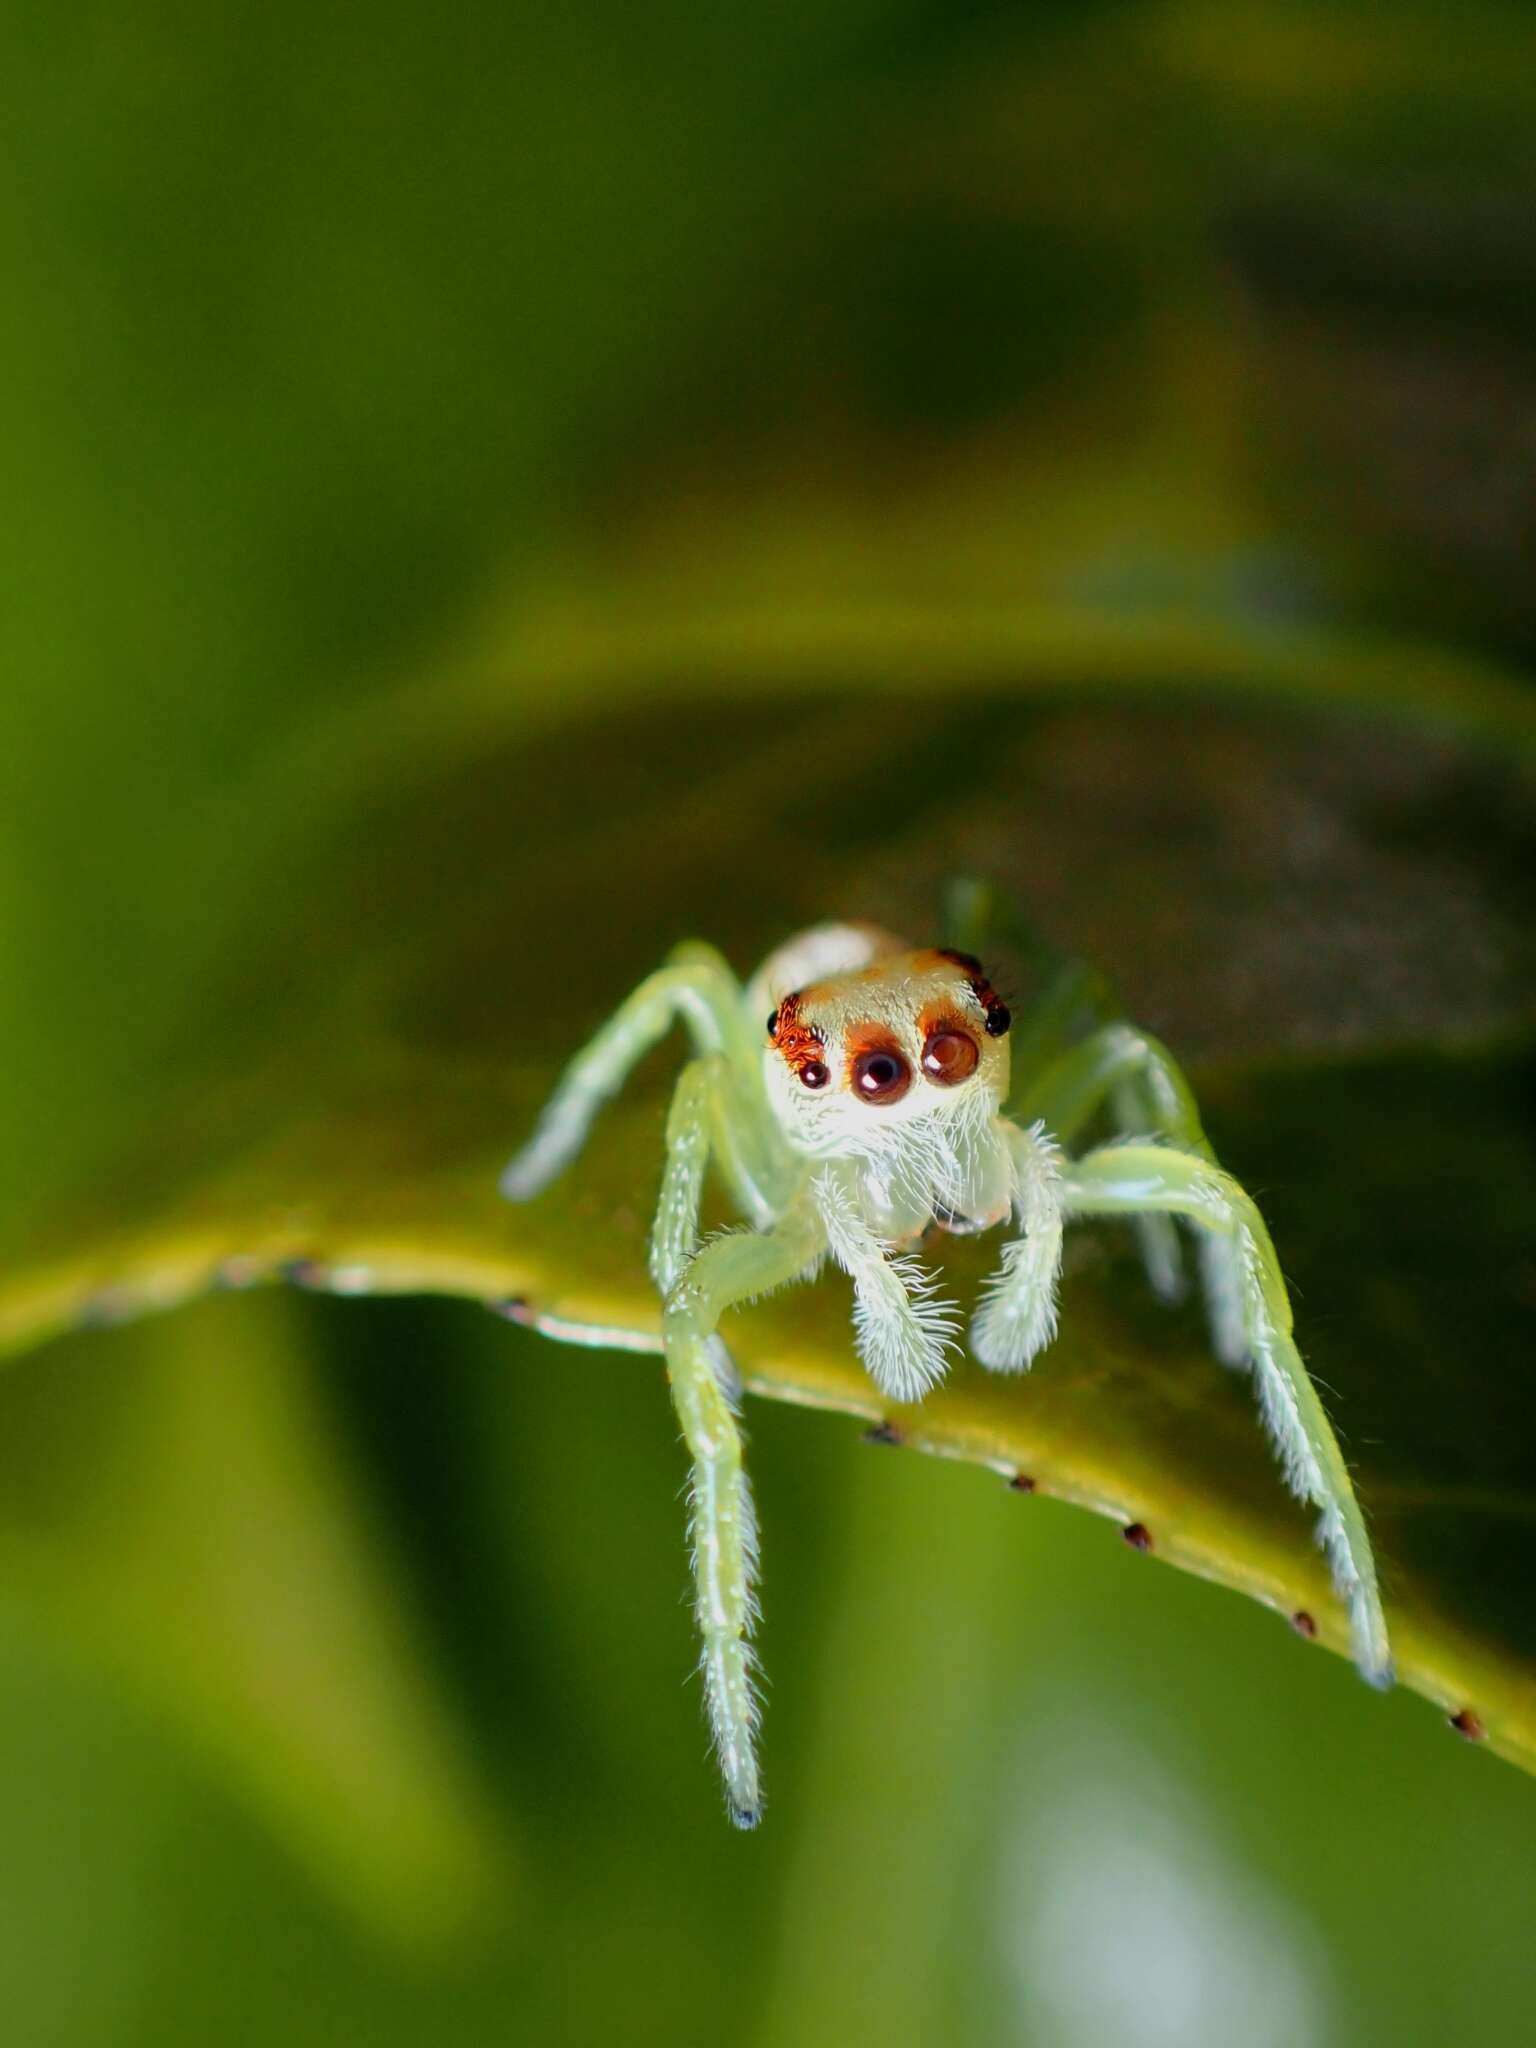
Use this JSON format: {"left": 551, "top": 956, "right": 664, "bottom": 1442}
{"left": 501, "top": 921, "right": 1390, "bottom": 1828}
{"left": 763, "top": 945, "right": 1014, "bottom": 1235}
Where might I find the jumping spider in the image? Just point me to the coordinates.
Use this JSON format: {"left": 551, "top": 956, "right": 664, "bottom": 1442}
{"left": 501, "top": 920, "right": 1390, "bottom": 1826}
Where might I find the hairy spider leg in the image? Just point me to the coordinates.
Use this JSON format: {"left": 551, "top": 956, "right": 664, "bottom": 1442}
{"left": 651, "top": 1051, "right": 801, "bottom": 1290}
{"left": 1061, "top": 1143, "right": 1391, "bottom": 1687}
{"left": 500, "top": 944, "right": 770, "bottom": 1203}
{"left": 663, "top": 1202, "right": 825, "bottom": 1827}
{"left": 811, "top": 1165, "right": 961, "bottom": 1402}
{"left": 652, "top": 1058, "right": 720, "bottom": 1295}
{"left": 1015, "top": 1021, "right": 1252, "bottom": 1359}
{"left": 940, "top": 881, "right": 1195, "bottom": 1310}
{"left": 969, "top": 1120, "right": 1066, "bottom": 1372}
{"left": 650, "top": 1050, "right": 805, "bottom": 1407}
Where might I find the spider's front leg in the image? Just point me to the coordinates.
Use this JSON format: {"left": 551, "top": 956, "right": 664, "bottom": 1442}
{"left": 663, "top": 1200, "right": 824, "bottom": 1827}
{"left": 1062, "top": 1142, "right": 1392, "bottom": 1686}
{"left": 500, "top": 943, "right": 761, "bottom": 1202}
{"left": 647, "top": 1051, "right": 799, "bottom": 1405}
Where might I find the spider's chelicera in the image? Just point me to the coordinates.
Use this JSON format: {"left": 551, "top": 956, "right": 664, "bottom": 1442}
{"left": 501, "top": 921, "right": 1390, "bottom": 1827}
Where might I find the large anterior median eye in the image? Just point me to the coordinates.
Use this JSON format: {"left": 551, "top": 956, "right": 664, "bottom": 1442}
{"left": 851, "top": 1045, "right": 911, "bottom": 1104}
{"left": 921, "top": 1028, "right": 979, "bottom": 1085}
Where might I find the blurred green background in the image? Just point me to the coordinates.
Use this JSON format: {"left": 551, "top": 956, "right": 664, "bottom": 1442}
{"left": 4, "top": 2, "right": 1536, "bottom": 2043}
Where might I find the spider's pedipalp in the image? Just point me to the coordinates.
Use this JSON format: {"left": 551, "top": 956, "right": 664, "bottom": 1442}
{"left": 970, "top": 1120, "right": 1064, "bottom": 1373}
{"left": 813, "top": 1167, "right": 960, "bottom": 1402}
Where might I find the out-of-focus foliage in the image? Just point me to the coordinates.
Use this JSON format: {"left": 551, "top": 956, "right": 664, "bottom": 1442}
{"left": 2, "top": 1, "right": 1535, "bottom": 2043}
{"left": 0, "top": 1292, "right": 514, "bottom": 1951}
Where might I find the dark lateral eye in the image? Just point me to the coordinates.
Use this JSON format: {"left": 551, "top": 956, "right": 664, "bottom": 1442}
{"left": 852, "top": 1046, "right": 911, "bottom": 1104}
{"left": 921, "top": 1028, "right": 979, "bottom": 1084}
{"left": 797, "top": 1059, "right": 830, "bottom": 1090}
{"left": 766, "top": 1009, "right": 779, "bottom": 1037}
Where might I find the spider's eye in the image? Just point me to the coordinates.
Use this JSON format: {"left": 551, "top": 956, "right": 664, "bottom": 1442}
{"left": 797, "top": 1059, "right": 830, "bottom": 1090}
{"left": 851, "top": 1045, "right": 911, "bottom": 1105}
{"left": 766, "top": 1009, "right": 779, "bottom": 1037}
{"left": 921, "top": 1028, "right": 979, "bottom": 1085}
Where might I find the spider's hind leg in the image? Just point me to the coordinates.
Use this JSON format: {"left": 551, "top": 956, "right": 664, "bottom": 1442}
{"left": 1061, "top": 1142, "right": 1391, "bottom": 1688}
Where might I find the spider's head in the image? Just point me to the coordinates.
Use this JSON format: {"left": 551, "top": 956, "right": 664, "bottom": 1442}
{"left": 762, "top": 947, "right": 1011, "bottom": 1158}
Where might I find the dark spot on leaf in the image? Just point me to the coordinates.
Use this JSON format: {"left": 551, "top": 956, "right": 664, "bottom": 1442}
{"left": 862, "top": 1421, "right": 905, "bottom": 1447}
{"left": 1450, "top": 1708, "right": 1487, "bottom": 1741}
{"left": 1122, "top": 1522, "right": 1153, "bottom": 1552}
{"left": 1009, "top": 1472, "right": 1037, "bottom": 1493}
{"left": 1291, "top": 1609, "right": 1318, "bottom": 1638}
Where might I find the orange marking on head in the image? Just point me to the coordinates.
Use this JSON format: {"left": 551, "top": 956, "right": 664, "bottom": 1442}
{"left": 768, "top": 992, "right": 827, "bottom": 1077}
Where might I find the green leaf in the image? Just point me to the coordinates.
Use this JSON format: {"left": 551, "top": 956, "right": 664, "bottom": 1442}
{"left": 3, "top": 655, "right": 1533, "bottom": 1779}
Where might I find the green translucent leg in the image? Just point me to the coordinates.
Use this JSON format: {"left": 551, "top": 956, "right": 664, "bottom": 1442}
{"left": 651, "top": 1060, "right": 716, "bottom": 1299}
{"left": 651, "top": 1052, "right": 800, "bottom": 1408}
{"left": 505, "top": 1050, "right": 795, "bottom": 1403}
{"left": 1017, "top": 1020, "right": 1216, "bottom": 1306}
{"left": 1015, "top": 1021, "right": 1210, "bottom": 1151}
{"left": 500, "top": 944, "right": 755, "bottom": 1202}
{"left": 1062, "top": 1144, "right": 1392, "bottom": 1688}
{"left": 1015, "top": 1019, "right": 1258, "bottom": 1360}
{"left": 663, "top": 1203, "right": 826, "bottom": 1827}
{"left": 701, "top": 1049, "right": 800, "bottom": 1234}
{"left": 939, "top": 882, "right": 1191, "bottom": 1300}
